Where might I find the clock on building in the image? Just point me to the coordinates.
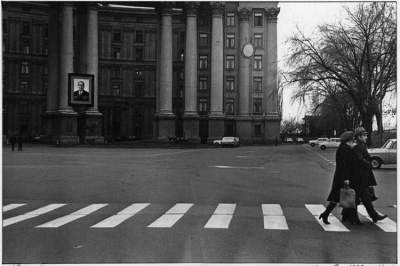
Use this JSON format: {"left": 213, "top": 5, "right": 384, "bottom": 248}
{"left": 242, "top": 42, "right": 254, "bottom": 58}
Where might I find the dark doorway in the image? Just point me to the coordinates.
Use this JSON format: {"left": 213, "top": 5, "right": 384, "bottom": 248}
{"left": 199, "top": 119, "right": 208, "bottom": 144}
{"left": 225, "top": 120, "right": 235, "bottom": 136}
{"left": 77, "top": 116, "right": 86, "bottom": 144}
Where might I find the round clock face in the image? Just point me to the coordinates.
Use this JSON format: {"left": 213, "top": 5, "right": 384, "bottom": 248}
{"left": 242, "top": 43, "right": 254, "bottom": 58}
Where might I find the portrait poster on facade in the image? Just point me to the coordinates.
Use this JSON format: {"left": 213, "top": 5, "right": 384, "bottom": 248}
{"left": 68, "top": 73, "right": 94, "bottom": 106}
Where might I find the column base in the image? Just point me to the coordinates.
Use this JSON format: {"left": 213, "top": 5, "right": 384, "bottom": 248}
{"left": 79, "top": 112, "right": 104, "bottom": 144}
{"left": 235, "top": 116, "right": 252, "bottom": 144}
{"left": 264, "top": 115, "right": 281, "bottom": 144}
{"left": 42, "top": 111, "right": 79, "bottom": 144}
{"left": 157, "top": 113, "right": 176, "bottom": 141}
{"left": 183, "top": 114, "right": 200, "bottom": 143}
{"left": 207, "top": 116, "right": 225, "bottom": 143}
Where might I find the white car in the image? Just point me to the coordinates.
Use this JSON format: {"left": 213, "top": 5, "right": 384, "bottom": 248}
{"left": 216, "top": 136, "right": 240, "bottom": 147}
{"left": 309, "top": 138, "right": 329, "bottom": 147}
{"left": 319, "top": 138, "right": 341, "bottom": 150}
{"left": 368, "top": 139, "right": 397, "bottom": 169}
{"left": 286, "top": 137, "right": 294, "bottom": 143}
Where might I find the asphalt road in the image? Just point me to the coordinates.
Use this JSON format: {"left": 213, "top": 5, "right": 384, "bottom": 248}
{"left": 2, "top": 144, "right": 397, "bottom": 263}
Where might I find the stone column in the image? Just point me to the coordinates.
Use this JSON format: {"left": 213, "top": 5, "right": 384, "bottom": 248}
{"left": 82, "top": 4, "right": 104, "bottom": 144}
{"left": 56, "top": 3, "right": 78, "bottom": 144}
{"left": 236, "top": 8, "right": 252, "bottom": 143}
{"left": 43, "top": 4, "right": 60, "bottom": 142}
{"left": 208, "top": 2, "right": 225, "bottom": 142}
{"left": 157, "top": 5, "right": 175, "bottom": 141}
{"left": 183, "top": 3, "right": 200, "bottom": 143}
{"left": 264, "top": 7, "right": 281, "bottom": 144}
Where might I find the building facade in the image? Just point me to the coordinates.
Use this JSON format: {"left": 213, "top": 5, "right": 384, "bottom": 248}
{"left": 3, "top": 1, "right": 281, "bottom": 144}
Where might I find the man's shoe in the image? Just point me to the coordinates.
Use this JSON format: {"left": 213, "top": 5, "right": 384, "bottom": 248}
{"left": 372, "top": 214, "right": 387, "bottom": 223}
{"left": 319, "top": 213, "right": 330, "bottom": 225}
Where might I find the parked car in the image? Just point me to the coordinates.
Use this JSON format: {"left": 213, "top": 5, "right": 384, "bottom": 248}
{"left": 286, "top": 137, "right": 294, "bottom": 144}
{"left": 220, "top": 136, "right": 240, "bottom": 147}
{"left": 319, "top": 138, "right": 341, "bottom": 150}
{"left": 309, "top": 138, "right": 329, "bottom": 147}
{"left": 368, "top": 139, "right": 397, "bottom": 169}
{"left": 296, "top": 137, "right": 305, "bottom": 144}
{"left": 213, "top": 139, "right": 222, "bottom": 145}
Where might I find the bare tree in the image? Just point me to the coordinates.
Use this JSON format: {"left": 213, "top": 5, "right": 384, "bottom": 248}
{"left": 287, "top": 2, "right": 396, "bottom": 144}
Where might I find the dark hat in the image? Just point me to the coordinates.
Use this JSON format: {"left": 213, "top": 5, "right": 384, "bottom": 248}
{"left": 340, "top": 131, "right": 354, "bottom": 142}
{"left": 354, "top": 127, "right": 368, "bottom": 137}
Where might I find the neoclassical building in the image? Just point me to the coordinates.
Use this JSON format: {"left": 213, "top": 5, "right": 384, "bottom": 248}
{"left": 2, "top": 1, "right": 281, "bottom": 144}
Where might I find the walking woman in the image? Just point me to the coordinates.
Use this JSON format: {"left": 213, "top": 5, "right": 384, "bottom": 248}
{"left": 351, "top": 127, "right": 387, "bottom": 223}
{"left": 319, "top": 131, "right": 361, "bottom": 225}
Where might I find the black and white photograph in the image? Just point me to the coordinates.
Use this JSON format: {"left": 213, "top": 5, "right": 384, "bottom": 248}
{"left": 2, "top": 1, "right": 397, "bottom": 265}
{"left": 69, "top": 74, "right": 94, "bottom": 105}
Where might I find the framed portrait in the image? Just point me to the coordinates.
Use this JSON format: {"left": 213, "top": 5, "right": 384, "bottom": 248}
{"left": 68, "top": 73, "right": 94, "bottom": 106}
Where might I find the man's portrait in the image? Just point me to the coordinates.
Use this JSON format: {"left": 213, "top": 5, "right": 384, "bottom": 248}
{"left": 69, "top": 73, "right": 94, "bottom": 106}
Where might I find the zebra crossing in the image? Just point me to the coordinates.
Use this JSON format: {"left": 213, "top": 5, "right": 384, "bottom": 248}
{"left": 3, "top": 202, "right": 397, "bottom": 232}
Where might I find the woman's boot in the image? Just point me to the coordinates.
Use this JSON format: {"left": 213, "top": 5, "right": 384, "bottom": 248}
{"left": 319, "top": 202, "right": 336, "bottom": 224}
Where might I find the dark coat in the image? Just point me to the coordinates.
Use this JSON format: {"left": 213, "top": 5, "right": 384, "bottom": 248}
{"left": 327, "top": 143, "right": 353, "bottom": 202}
{"left": 351, "top": 142, "right": 377, "bottom": 192}
{"left": 73, "top": 90, "right": 89, "bottom": 101}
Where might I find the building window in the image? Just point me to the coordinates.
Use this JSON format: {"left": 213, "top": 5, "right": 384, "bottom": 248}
{"left": 136, "top": 30, "right": 143, "bottom": 43}
{"left": 199, "top": 77, "right": 207, "bottom": 90}
{"left": 255, "top": 124, "right": 262, "bottom": 136}
{"left": 44, "top": 25, "right": 48, "bottom": 38}
{"left": 226, "top": 77, "right": 235, "bottom": 91}
{"left": 226, "top": 12, "right": 235, "bottom": 26}
{"left": 135, "top": 71, "right": 144, "bottom": 80}
{"left": 135, "top": 83, "right": 144, "bottom": 97}
{"left": 226, "top": 33, "right": 235, "bottom": 49}
{"left": 253, "top": 98, "right": 262, "bottom": 113}
{"left": 254, "top": 12, "right": 263, "bottom": 27}
{"left": 22, "top": 39, "right": 30, "bottom": 54}
{"left": 113, "top": 47, "right": 121, "bottom": 58}
{"left": 199, "top": 98, "right": 208, "bottom": 112}
{"left": 254, "top": 33, "right": 263, "bottom": 48}
{"left": 225, "top": 99, "right": 234, "bottom": 114}
{"left": 253, "top": 77, "right": 263, "bottom": 92}
{"left": 254, "top": 55, "right": 262, "bottom": 70}
{"left": 226, "top": 55, "right": 235, "bottom": 70}
{"left": 111, "top": 68, "right": 120, "bottom": 79}
{"left": 43, "top": 65, "right": 48, "bottom": 76}
{"left": 199, "top": 33, "right": 208, "bottom": 47}
{"left": 113, "top": 31, "right": 121, "bottom": 42}
{"left": 199, "top": 55, "right": 208, "bottom": 70}
{"left": 3, "top": 20, "right": 7, "bottom": 34}
{"left": 112, "top": 84, "right": 120, "bottom": 96}
{"left": 135, "top": 47, "right": 143, "bottom": 61}
{"left": 21, "top": 62, "right": 29, "bottom": 74}
{"left": 20, "top": 81, "right": 29, "bottom": 92}
{"left": 22, "top": 22, "right": 30, "bottom": 35}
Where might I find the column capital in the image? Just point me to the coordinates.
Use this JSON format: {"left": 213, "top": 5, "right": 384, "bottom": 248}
{"left": 238, "top": 8, "right": 250, "bottom": 22}
{"left": 86, "top": 3, "right": 98, "bottom": 11}
{"left": 266, "top": 7, "right": 280, "bottom": 22}
{"left": 185, "top": 2, "right": 199, "bottom": 16}
{"left": 210, "top": 2, "right": 225, "bottom": 16}
{"left": 158, "top": 3, "right": 174, "bottom": 16}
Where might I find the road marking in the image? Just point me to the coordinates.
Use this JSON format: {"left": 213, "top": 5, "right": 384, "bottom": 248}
{"left": 210, "top": 165, "right": 265, "bottom": 169}
{"left": 262, "top": 204, "right": 288, "bottom": 230}
{"left": 91, "top": 203, "right": 150, "bottom": 228}
{"left": 303, "top": 146, "right": 335, "bottom": 166}
{"left": 204, "top": 204, "right": 236, "bottom": 229}
{"left": 3, "top": 204, "right": 66, "bottom": 227}
{"left": 305, "top": 204, "right": 350, "bottom": 232}
{"left": 357, "top": 205, "right": 397, "bottom": 232}
{"left": 3, "top": 203, "right": 26, "bottom": 212}
{"left": 236, "top": 156, "right": 249, "bottom": 158}
{"left": 36, "top": 204, "right": 108, "bottom": 228}
{"left": 148, "top": 203, "right": 193, "bottom": 228}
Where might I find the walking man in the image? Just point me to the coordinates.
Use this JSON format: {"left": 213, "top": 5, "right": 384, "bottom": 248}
{"left": 352, "top": 127, "right": 387, "bottom": 223}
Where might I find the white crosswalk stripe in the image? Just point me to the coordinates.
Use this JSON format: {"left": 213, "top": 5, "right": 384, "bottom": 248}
{"left": 262, "top": 204, "right": 289, "bottom": 230}
{"left": 305, "top": 204, "right": 350, "bottom": 232}
{"left": 204, "top": 204, "right": 236, "bottom": 229}
{"left": 148, "top": 203, "right": 193, "bottom": 228}
{"left": 357, "top": 205, "right": 397, "bottom": 232}
{"left": 36, "top": 204, "right": 108, "bottom": 228}
{"left": 3, "top": 204, "right": 66, "bottom": 227}
{"left": 3, "top": 203, "right": 26, "bottom": 212}
{"left": 91, "top": 203, "right": 150, "bottom": 228}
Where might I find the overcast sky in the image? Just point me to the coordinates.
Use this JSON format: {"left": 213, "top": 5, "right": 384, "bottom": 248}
{"left": 277, "top": 2, "right": 360, "bottom": 121}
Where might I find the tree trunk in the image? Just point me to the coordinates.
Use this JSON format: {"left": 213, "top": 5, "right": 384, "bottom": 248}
{"left": 375, "top": 104, "right": 384, "bottom": 133}
{"left": 360, "top": 109, "right": 374, "bottom": 146}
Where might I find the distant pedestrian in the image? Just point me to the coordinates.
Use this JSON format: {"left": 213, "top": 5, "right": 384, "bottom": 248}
{"left": 319, "top": 131, "right": 362, "bottom": 225}
{"left": 17, "top": 135, "right": 23, "bottom": 151}
{"left": 10, "top": 135, "right": 16, "bottom": 151}
{"left": 351, "top": 127, "right": 387, "bottom": 223}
